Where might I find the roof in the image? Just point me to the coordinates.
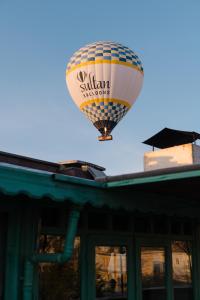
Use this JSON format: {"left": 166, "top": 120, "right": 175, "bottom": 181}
{"left": 0, "top": 150, "right": 105, "bottom": 180}
{"left": 1, "top": 151, "right": 200, "bottom": 216}
{"left": 59, "top": 160, "right": 105, "bottom": 171}
{"left": 143, "top": 128, "right": 200, "bottom": 149}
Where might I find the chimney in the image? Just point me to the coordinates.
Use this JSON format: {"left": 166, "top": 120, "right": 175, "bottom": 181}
{"left": 143, "top": 128, "right": 200, "bottom": 171}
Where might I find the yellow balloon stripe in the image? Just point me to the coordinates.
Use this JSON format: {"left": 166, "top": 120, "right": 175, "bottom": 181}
{"left": 79, "top": 98, "right": 131, "bottom": 110}
{"left": 66, "top": 59, "right": 144, "bottom": 76}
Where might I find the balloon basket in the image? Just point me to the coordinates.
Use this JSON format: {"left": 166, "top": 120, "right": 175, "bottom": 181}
{"left": 98, "top": 135, "right": 113, "bottom": 142}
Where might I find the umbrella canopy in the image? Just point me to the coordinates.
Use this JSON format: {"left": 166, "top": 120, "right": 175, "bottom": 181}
{"left": 143, "top": 128, "right": 200, "bottom": 149}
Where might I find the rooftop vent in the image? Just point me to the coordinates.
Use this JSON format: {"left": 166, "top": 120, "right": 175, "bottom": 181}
{"left": 143, "top": 128, "right": 200, "bottom": 171}
{"left": 58, "top": 160, "right": 106, "bottom": 180}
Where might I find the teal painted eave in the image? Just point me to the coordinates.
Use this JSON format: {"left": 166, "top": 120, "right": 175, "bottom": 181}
{"left": 1, "top": 163, "right": 200, "bottom": 216}
{"left": 0, "top": 164, "right": 105, "bottom": 205}
{"left": 1, "top": 163, "right": 200, "bottom": 212}
{"left": 53, "top": 173, "right": 105, "bottom": 188}
{"left": 106, "top": 169, "right": 200, "bottom": 188}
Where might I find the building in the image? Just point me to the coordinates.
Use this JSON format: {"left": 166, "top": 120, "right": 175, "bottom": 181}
{"left": 0, "top": 129, "right": 200, "bottom": 300}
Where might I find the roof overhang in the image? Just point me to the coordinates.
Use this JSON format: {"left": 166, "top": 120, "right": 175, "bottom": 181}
{"left": 1, "top": 163, "right": 200, "bottom": 217}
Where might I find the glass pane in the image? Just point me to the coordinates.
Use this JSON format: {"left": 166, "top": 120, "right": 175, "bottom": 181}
{"left": 95, "top": 246, "right": 127, "bottom": 299}
{"left": 172, "top": 241, "right": 193, "bottom": 300}
{"left": 141, "top": 247, "right": 166, "bottom": 300}
{"left": 38, "top": 236, "right": 80, "bottom": 300}
{"left": 39, "top": 235, "right": 65, "bottom": 253}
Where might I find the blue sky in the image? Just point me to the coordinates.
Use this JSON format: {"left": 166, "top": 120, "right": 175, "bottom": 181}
{"left": 0, "top": 0, "right": 200, "bottom": 175}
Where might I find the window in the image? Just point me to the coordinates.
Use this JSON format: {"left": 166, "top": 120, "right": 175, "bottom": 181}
{"left": 95, "top": 246, "right": 127, "bottom": 299}
{"left": 141, "top": 247, "right": 166, "bottom": 300}
{"left": 172, "top": 241, "right": 193, "bottom": 300}
{"left": 38, "top": 236, "right": 80, "bottom": 300}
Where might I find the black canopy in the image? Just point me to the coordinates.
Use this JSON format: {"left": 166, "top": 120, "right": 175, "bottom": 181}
{"left": 143, "top": 128, "right": 200, "bottom": 149}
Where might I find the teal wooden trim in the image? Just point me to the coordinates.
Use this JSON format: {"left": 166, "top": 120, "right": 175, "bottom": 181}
{"left": 166, "top": 242, "right": 174, "bottom": 300}
{"left": 192, "top": 226, "right": 200, "bottom": 300}
{"left": 107, "top": 169, "right": 200, "bottom": 188}
{"left": 86, "top": 234, "right": 132, "bottom": 300}
{"left": 87, "top": 237, "right": 95, "bottom": 300}
{"left": 0, "top": 164, "right": 200, "bottom": 217}
{"left": 4, "top": 210, "right": 21, "bottom": 300}
{"left": 0, "top": 165, "right": 118, "bottom": 211}
{"left": 136, "top": 237, "right": 171, "bottom": 300}
{"left": 80, "top": 234, "right": 88, "bottom": 300}
{"left": 86, "top": 234, "right": 133, "bottom": 245}
{"left": 0, "top": 164, "right": 104, "bottom": 202}
{"left": 136, "top": 237, "right": 169, "bottom": 247}
{"left": 54, "top": 173, "right": 105, "bottom": 188}
{"left": 40, "top": 227, "right": 66, "bottom": 235}
{"left": 23, "top": 261, "right": 34, "bottom": 300}
{"left": 134, "top": 233, "right": 194, "bottom": 241}
{"left": 1, "top": 162, "right": 200, "bottom": 197}
{"left": 135, "top": 241, "right": 142, "bottom": 300}
{"left": 23, "top": 208, "right": 80, "bottom": 300}
{"left": 32, "top": 208, "right": 80, "bottom": 263}
{"left": 22, "top": 206, "right": 40, "bottom": 300}
{"left": 127, "top": 237, "right": 135, "bottom": 300}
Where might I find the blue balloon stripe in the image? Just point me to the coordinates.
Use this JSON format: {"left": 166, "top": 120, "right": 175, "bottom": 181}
{"left": 67, "top": 41, "right": 143, "bottom": 73}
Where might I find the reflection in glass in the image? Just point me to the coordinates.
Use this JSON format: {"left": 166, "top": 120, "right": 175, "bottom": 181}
{"left": 38, "top": 235, "right": 80, "bottom": 300}
{"left": 39, "top": 235, "right": 65, "bottom": 253}
{"left": 95, "top": 246, "right": 127, "bottom": 299}
{"left": 172, "top": 241, "right": 193, "bottom": 300}
{"left": 141, "top": 247, "right": 166, "bottom": 300}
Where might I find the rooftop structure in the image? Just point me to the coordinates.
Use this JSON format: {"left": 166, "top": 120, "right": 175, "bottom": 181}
{"left": 144, "top": 128, "right": 200, "bottom": 171}
{"left": 143, "top": 127, "right": 200, "bottom": 149}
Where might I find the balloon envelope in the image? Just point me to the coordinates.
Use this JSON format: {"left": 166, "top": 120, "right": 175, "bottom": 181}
{"left": 66, "top": 41, "right": 144, "bottom": 139}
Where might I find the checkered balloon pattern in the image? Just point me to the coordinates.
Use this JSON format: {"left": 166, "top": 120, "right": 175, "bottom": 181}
{"left": 67, "top": 41, "right": 143, "bottom": 73}
{"left": 81, "top": 100, "right": 129, "bottom": 135}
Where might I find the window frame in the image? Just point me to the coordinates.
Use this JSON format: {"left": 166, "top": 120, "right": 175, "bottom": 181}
{"left": 85, "top": 233, "right": 134, "bottom": 300}
{"left": 136, "top": 236, "right": 195, "bottom": 300}
{"left": 38, "top": 207, "right": 197, "bottom": 300}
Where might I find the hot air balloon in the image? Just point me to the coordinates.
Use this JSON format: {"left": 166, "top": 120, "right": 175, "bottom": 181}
{"left": 66, "top": 41, "right": 144, "bottom": 141}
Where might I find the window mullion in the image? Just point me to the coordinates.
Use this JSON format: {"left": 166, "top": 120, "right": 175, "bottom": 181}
{"left": 166, "top": 242, "right": 174, "bottom": 300}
